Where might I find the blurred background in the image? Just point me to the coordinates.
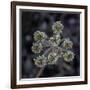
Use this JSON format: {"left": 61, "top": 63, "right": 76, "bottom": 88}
{"left": 20, "top": 9, "right": 80, "bottom": 78}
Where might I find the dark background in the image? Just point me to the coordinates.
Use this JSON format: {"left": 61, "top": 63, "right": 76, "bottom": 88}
{"left": 20, "top": 9, "right": 80, "bottom": 78}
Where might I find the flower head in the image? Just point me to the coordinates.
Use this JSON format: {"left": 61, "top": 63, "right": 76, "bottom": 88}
{"left": 32, "top": 21, "right": 75, "bottom": 68}
{"left": 52, "top": 21, "right": 64, "bottom": 34}
{"left": 34, "top": 31, "right": 47, "bottom": 41}
{"left": 63, "top": 51, "right": 75, "bottom": 62}
{"left": 32, "top": 43, "right": 43, "bottom": 53}
{"left": 49, "top": 34, "right": 61, "bottom": 46}
{"left": 34, "top": 55, "right": 46, "bottom": 67}
{"left": 62, "top": 38, "right": 73, "bottom": 49}
{"left": 47, "top": 52, "right": 58, "bottom": 64}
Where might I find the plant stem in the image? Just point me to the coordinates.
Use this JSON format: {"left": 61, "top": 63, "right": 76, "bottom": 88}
{"left": 36, "top": 66, "right": 45, "bottom": 77}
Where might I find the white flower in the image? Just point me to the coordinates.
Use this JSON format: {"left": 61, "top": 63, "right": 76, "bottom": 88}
{"left": 62, "top": 38, "right": 73, "bottom": 49}
{"left": 63, "top": 51, "right": 75, "bottom": 62}
{"left": 34, "top": 55, "right": 46, "bottom": 67}
{"left": 47, "top": 52, "right": 58, "bottom": 64}
{"left": 49, "top": 34, "right": 61, "bottom": 46}
{"left": 34, "top": 31, "right": 47, "bottom": 41}
{"left": 32, "top": 43, "right": 43, "bottom": 53}
{"left": 52, "top": 21, "right": 64, "bottom": 34}
{"left": 32, "top": 21, "right": 75, "bottom": 67}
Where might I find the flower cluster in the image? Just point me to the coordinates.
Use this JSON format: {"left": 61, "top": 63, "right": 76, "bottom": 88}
{"left": 63, "top": 51, "right": 75, "bottom": 62}
{"left": 32, "top": 21, "right": 75, "bottom": 67}
{"left": 34, "top": 31, "right": 47, "bottom": 41}
{"left": 52, "top": 21, "right": 64, "bottom": 34}
{"left": 49, "top": 34, "right": 61, "bottom": 46}
{"left": 62, "top": 38, "right": 73, "bottom": 49}
{"left": 32, "top": 43, "right": 43, "bottom": 53}
{"left": 47, "top": 52, "right": 59, "bottom": 64}
{"left": 34, "top": 55, "right": 46, "bottom": 67}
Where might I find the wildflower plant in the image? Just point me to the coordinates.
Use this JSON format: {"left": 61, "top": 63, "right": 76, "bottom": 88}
{"left": 31, "top": 21, "right": 75, "bottom": 77}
